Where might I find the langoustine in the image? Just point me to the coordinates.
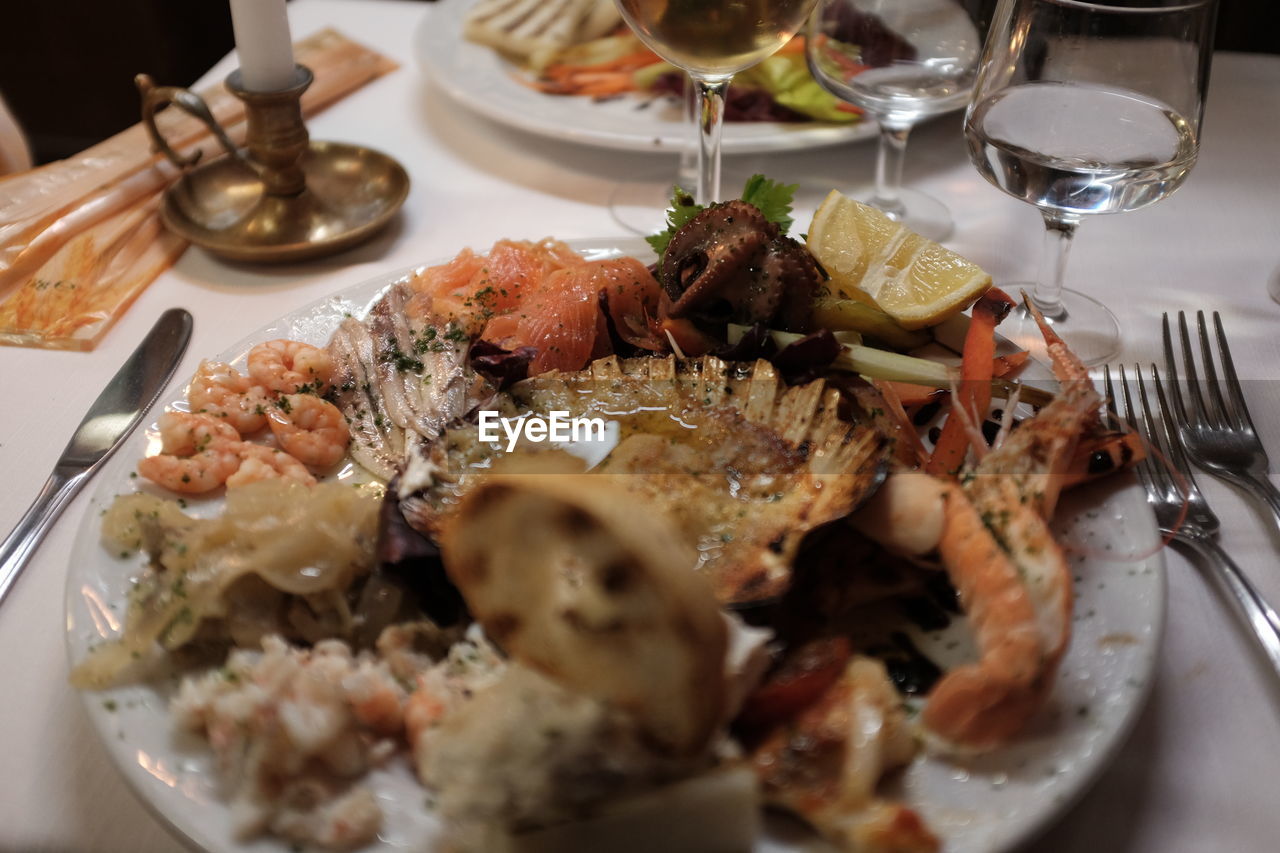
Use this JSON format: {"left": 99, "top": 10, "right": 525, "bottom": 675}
{"left": 853, "top": 300, "right": 1099, "bottom": 752}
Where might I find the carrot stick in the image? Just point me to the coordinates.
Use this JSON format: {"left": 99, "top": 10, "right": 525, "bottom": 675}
{"left": 992, "top": 350, "right": 1029, "bottom": 377}
{"left": 926, "top": 289, "right": 1015, "bottom": 476}
{"left": 881, "top": 380, "right": 945, "bottom": 409}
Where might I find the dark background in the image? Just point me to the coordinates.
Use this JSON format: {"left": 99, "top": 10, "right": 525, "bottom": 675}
{"left": 0, "top": 0, "right": 1275, "bottom": 166}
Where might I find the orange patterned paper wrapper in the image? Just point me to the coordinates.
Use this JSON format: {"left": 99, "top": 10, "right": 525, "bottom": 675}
{"left": 0, "top": 29, "right": 398, "bottom": 351}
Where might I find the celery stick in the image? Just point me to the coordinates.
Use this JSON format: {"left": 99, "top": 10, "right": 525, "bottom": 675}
{"left": 838, "top": 344, "right": 955, "bottom": 384}
{"left": 928, "top": 312, "right": 971, "bottom": 353}
{"left": 726, "top": 323, "right": 1054, "bottom": 404}
{"left": 732, "top": 325, "right": 954, "bottom": 385}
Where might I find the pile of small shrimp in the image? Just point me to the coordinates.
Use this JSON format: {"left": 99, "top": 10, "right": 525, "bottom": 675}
{"left": 138, "top": 339, "right": 351, "bottom": 494}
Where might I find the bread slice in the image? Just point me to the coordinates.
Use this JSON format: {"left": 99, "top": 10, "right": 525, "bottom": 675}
{"left": 463, "top": 0, "right": 599, "bottom": 69}
{"left": 572, "top": 0, "right": 622, "bottom": 42}
{"left": 441, "top": 471, "right": 728, "bottom": 755}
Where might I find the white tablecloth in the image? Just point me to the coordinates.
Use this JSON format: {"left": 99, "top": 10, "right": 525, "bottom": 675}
{"left": 3, "top": 1, "right": 1279, "bottom": 850}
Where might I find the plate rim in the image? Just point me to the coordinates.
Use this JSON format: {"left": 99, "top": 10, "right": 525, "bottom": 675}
{"left": 64, "top": 238, "right": 1167, "bottom": 853}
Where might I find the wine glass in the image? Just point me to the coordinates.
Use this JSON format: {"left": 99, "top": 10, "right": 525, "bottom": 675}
{"left": 614, "top": 0, "right": 823, "bottom": 204}
{"left": 806, "top": 0, "right": 987, "bottom": 240}
{"left": 965, "top": 0, "right": 1218, "bottom": 365}
{"left": 608, "top": 74, "right": 701, "bottom": 234}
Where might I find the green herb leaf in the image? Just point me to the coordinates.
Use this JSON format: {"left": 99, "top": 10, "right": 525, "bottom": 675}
{"left": 646, "top": 175, "right": 800, "bottom": 276}
{"left": 740, "top": 173, "right": 797, "bottom": 233}
{"left": 645, "top": 186, "right": 703, "bottom": 262}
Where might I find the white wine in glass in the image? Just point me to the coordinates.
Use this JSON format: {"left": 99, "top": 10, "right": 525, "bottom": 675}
{"left": 964, "top": 0, "right": 1217, "bottom": 365}
{"left": 615, "top": 0, "right": 820, "bottom": 203}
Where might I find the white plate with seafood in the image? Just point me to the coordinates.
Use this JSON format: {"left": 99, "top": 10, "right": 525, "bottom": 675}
{"left": 66, "top": 237, "right": 1164, "bottom": 853}
{"left": 412, "top": 0, "right": 878, "bottom": 154}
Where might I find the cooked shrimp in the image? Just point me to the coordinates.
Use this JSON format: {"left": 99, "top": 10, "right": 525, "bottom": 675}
{"left": 266, "top": 394, "right": 350, "bottom": 470}
{"left": 348, "top": 680, "right": 405, "bottom": 736}
{"left": 923, "top": 309, "right": 1098, "bottom": 750}
{"left": 225, "top": 444, "right": 316, "bottom": 489}
{"left": 137, "top": 412, "right": 243, "bottom": 493}
{"left": 188, "top": 360, "right": 270, "bottom": 436}
{"left": 247, "top": 339, "right": 334, "bottom": 395}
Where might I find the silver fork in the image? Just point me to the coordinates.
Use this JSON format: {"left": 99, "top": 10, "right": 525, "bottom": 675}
{"left": 1163, "top": 311, "right": 1280, "bottom": 534}
{"left": 1104, "top": 364, "right": 1280, "bottom": 676}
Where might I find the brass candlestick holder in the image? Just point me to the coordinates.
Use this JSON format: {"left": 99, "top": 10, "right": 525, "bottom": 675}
{"left": 137, "top": 66, "right": 409, "bottom": 263}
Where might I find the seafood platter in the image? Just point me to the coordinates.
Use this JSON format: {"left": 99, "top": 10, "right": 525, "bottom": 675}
{"left": 67, "top": 180, "right": 1163, "bottom": 853}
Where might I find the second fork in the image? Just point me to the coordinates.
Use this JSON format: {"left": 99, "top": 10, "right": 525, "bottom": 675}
{"left": 1163, "top": 310, "right": 1280, "bottom": 536}
{"left": 1106, "top": 363, "right": 1280, "bottom": 678}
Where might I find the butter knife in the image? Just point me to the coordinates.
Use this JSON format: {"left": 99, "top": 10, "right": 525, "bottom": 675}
{"left": 0, "top": 308, "right": 192, "bottom": 605}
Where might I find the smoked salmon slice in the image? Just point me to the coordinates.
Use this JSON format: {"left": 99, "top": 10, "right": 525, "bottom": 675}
{"left": 596, "top": 256, "right": 666, "bottom": 351}
{"left": 482, "top": 264, "right": 601, "bottom": 374}
{"left": 409, "top": 240, "right": 666, "bottom": 374}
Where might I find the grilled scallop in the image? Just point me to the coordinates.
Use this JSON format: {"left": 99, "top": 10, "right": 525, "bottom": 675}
{"left": 402, "top": 355, "right": 889, "bottom": 606}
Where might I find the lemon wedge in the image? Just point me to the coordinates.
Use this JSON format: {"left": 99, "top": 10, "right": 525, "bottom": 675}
{"left": 806, "top": 190, "right": 992, "bottom": 329}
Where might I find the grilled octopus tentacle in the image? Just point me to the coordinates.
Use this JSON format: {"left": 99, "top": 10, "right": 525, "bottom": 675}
{"left": 661, "top": 201, "right": 774, "bottom": 318}
{"left": 660, "top": 200, "right": 820, "bottom": 330}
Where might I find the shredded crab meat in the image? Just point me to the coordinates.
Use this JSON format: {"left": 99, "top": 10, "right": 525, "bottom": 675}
{"left": 172, "top": 635, "right": 418, "bottom": 850}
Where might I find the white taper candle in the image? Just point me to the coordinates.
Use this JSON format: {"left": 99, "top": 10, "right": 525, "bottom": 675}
{"left": 228, "top": 0, "right": 296, "bottom": 92}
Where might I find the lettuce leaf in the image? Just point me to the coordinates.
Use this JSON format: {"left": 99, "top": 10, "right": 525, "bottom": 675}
{"left": 736, "top": 55, "right": 860, "bottom": 123}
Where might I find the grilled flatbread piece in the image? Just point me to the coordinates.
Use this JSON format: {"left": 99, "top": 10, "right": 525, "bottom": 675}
{"left": 441, "top": 469, "right": 728, "bottom": 755}
{"left": 464, "top": 0, "right": 601, "bottom": 69}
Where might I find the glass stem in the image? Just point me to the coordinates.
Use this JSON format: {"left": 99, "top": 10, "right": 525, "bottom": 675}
{"left": 871, "top": 120, "right": 912, "bottom": 220}
{"left": 1033, "top": 212, "right": 1081, "bottom": 320}
{"left": 676, "top": 73, "right": 698, "bottom": 192}
{"left": 693, "top": 76, "right": 730, "bottom": 205}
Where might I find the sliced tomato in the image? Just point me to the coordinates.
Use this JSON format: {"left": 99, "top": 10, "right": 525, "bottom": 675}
{"left": 736, "top": 636, "right": 852, "bottom": 732}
